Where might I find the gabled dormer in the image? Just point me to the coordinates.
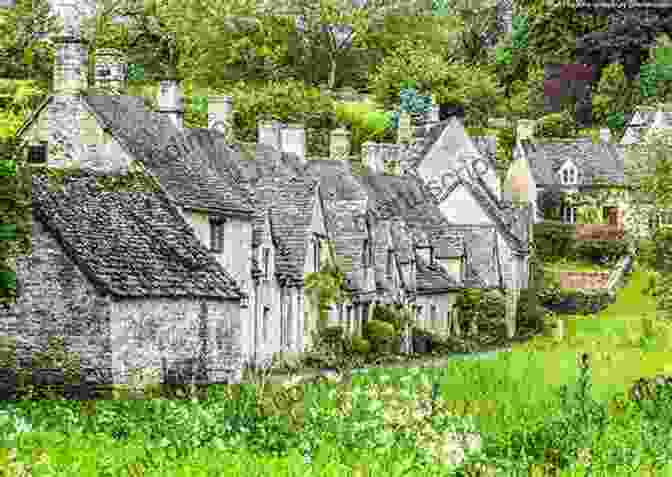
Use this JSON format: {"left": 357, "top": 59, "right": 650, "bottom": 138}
{"left": 558, "top": 159, "right": 580, "bottom": 187}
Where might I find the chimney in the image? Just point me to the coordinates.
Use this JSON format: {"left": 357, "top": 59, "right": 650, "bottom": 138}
{"left": 208, "top": 95, "right": 233, "bottom": 137}
{"left": 330, "top": 128, "right": 351, "bottom": 160}
{"left": 94, "top": 48, "right": 127, "bottom": 94}
{"left": 46, "top": 0, "right": 89, "bottom": 168}
{"left": 428, "top": 95, "right": 440, "bottom": 123}
{"left": 517, "top": 119, "right": 536, "bottom": 142}
{"left": 157, "top": 79, "right": 185, "bottom": 130}
{"left": 258, "top": 120, "right": 282, "bottom": 150}
{"left": 53, "top": 38, "right": 88, "bottom": 96}
{"left": 599, "top": 127, "right": 611, "bottom": 143}
{"left": 280, "top": 123, "right": 306, "bottom": 161}
{"left": 416, "top": 246, "right": 432, "bottom": 265}
{"left": 362, "top": 142, "right": 384, "bottom": 174}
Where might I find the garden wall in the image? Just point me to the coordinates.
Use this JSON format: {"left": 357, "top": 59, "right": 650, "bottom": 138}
{"left": 558, "top": 271, "right": 610, "bottom": 289}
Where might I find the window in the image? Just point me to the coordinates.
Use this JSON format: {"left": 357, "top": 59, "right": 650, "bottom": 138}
{"left": 561, "top": 165, "right": 577, "bottom": 185}
{"left": 263, "top": 248, "right": 270, "bottom": 279}
{"left": 386, "top": 250, "right": 393, "bottom": 276}
{"left": 561, "top": 205, "right": 577, "bottom": 224}
{"left": 263, "top": 306, "right": 270, "bottom": 343}
{"left": 313, "top": 235, "right": 321, "bottom": 272}
{"left": 209, "top": 218, "right": 225, "bottom": 252}
{"left": 28, "top": 142, "right": 47, "bottom": 164}
{"left": 362, "top": 239, "right": 371, "bottom": 267}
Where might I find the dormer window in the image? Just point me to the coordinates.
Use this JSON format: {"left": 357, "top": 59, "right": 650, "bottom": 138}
{"left": 28, "top": 142, "right": 47, "bottom": 164}
{"left": 209, "top": 217, "right": 225, "bottom": 252}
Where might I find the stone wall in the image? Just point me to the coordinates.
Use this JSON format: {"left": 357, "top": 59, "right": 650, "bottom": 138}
{"left": 0, "top": 218, "right": 113, "bottom": 378}
{"left": 574, "top": 223, "right": 625, "bottom": 241}
{"left": 558, "top": 271, "right": 610, "bottom": 289}
{"left": 110, "top": 297, "right": 242, "bottom": 385}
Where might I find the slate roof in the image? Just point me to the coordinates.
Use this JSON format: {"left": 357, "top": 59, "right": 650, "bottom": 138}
{"left": 269, "top": 176, "right": 321, "bottom": 283}
{"left": 31, "top": 172, "right": 245, "bottom": 300}
{"left": 470, "top": 136, "right": 498, "bottom": 171}
{"left": 83, "top": 94, "right": 254, "bottom": 216}
{"left": 521, "top": 137, "right": 625, "bottom": 187}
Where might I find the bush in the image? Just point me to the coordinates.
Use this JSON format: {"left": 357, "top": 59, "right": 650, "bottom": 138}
{"left": 572, "top": 239, "right": 630, "bottom": 266}
{"left": 320, "top": 325, "right": 345, "bottom": 347}
{"left": 350, "top": 336, "right": 371, "bottom": 355}
{"left": 371, "top": 304, "right": 406, "bottom": 333}
{"left": 364, "top": 320, "right": 396, "bottom": 354}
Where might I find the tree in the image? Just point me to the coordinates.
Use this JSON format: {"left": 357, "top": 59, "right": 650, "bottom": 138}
{"left": 0, "top": 0, "right": 61, "bottom": 82}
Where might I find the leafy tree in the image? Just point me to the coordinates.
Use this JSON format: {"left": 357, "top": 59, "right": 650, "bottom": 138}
{"left": 0, "top": 0, "right": 61, "bottom": 82}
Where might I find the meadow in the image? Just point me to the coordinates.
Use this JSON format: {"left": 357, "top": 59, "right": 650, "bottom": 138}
{"left": 2, "top": 263, "right": 672, "bottom": 476}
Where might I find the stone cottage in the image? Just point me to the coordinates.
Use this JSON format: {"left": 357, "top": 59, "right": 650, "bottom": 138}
{"left": 507, "top": 120, "right": 626, "bottom": 228}
{"left": 1, "top": 170, "right": 247, "bottom": 388}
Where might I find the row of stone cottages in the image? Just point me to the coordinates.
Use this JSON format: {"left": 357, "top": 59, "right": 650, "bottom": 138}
{"left": 3, "top": 30, "right": 534, "bottom": 386}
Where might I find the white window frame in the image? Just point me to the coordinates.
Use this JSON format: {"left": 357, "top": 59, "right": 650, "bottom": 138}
{"left": 560, "top": 162, "right": 578, "bottom": 185}
{"left": 561, "top": 204, "right": 577, "bottom": 224}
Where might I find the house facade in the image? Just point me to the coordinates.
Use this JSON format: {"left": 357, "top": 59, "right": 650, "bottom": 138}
{"left": 508, "top": 119, "right": 628, "bottom": 237}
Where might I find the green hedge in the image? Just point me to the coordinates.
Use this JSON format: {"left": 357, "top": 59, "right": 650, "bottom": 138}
{"left": 534, "top": 221, "right": 577, "bottom": 261}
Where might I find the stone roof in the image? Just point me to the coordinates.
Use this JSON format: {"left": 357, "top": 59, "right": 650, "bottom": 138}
{"left": 31, "top": 172, "right": 245, "bottom": 300}
{"left": 521, "top": 137, "right": 625, "bottom": 187}
{"left": 269, "top": 176, "right": 321, "bottom": 283}
{"left": 435, "top": 235, "right": 464, "bottom": 258}
{"left": 84, "top": 94, "right": 254, "bottom": 215}
{"left": 470, "top": 136, "right": 498, "bottom": 171}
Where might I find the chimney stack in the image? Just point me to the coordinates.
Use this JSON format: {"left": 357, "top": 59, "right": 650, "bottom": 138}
{"left": 258, "top": 120, "right": 282, "bottom": 150}
{"left": 157, "top": 79, "right": 185, "bottom": 130}
{"left": 599, "top": 127, "right": 611, "bottom": 143}
{"left": 362, "top": 142, "right": 384, "bottom": 174}
{"left": 94, "top": 48, "right": 127, "bottom": 94}
{"left": 208, "top": 95, "right": 233, "bottom": 138}
{"left": 330, "top": 128, "right": 351, "bottom": 161}
{"left": 280, "top": 123, "right": 306, "bottom": 161}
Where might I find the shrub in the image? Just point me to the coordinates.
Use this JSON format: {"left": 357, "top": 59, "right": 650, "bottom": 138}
{"left": 364, "top": 319, "right": 397, "bottom": 354}
{"left": 572, "top": 239, "right": 630, "bottom": 266}
{"left": 350, "top": 336, "right": 371, "bottom": 355}
{"left": 320, "top": 325, "right": 345, "bottom": 347}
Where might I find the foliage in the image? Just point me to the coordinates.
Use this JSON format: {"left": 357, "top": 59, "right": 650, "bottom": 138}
{"left": 511, "top": 15, "right": 529, "bottom": 50}
{"left": 350, "top": 335, "right": 371, "bottom": 355}
{"left": 210, "top": 79, "right": 337, "bottom": 144}
{"left": 536, "top": 184, "right": 565, "bottom": 221}
{"left": 363, "top": 319, "right": 396, "bottom": 354}
{"left": 333, "top": 101, "right": 392, "bottom": 153}
{"left": 534, "top": 111, "right": 577, "bottom": 138}
{"left": 534, "top": 221, "right": 578, "bottom": 261}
